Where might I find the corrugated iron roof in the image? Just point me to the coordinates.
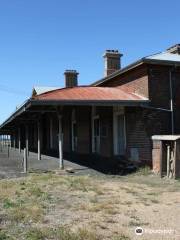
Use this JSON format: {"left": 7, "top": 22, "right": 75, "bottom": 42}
{"left": 34, "top": 86, "right": 148, "bottom": 101}
{"left": 145, "top": 52, "right": 180, "bottom": 62}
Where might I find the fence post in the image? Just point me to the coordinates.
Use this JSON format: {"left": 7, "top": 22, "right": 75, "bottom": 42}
{"left": 23, "top": 148, "right": 27, "bottom": 173}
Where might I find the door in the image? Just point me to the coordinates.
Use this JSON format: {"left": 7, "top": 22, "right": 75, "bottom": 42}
{"left": 114, "top": 114, "right": 126, "bottom": 155}
{"left": 93, "top": 117, "right": 100, "bottom": 153}
{"left": 72, "top": 121, "right": 77, "bottom": 151}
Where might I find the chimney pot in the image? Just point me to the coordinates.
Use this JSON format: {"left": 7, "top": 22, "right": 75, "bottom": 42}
{"left": 64, "top": 70, "right": 79, "bottom": 88}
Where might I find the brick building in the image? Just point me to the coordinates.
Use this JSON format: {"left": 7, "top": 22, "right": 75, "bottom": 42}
{"left": 0, "top": 44, "right": 180, "bottom": 171}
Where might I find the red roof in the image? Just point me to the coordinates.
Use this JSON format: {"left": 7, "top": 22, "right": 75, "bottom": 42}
{"left": 33, "top": 86, "right": 148, "bottom": 101}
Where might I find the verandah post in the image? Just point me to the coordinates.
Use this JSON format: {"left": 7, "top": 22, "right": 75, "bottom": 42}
{"left": 18, "top": 127, "right": 21, "bottom": 153}
{"left": 13, "top": 131, "right": 16, "bottom": 149}
{"left": 23, "top": 148, "right": 27, "bottom": 173}
{"left": 58, "top": 115, "right": 64, "bottom": 169}
{"left": 25, "top": 125, "right": 29, "bottom": 156}
{"left": 38, "top": 120, "right": 41, "bottom": 161}
{"left": 0, "top": 135, "right": 2, "bottom": 152}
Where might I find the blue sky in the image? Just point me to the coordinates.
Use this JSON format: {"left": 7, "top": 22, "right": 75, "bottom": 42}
{"left": 0, "top": 0, "right": 180, "bottom": 123}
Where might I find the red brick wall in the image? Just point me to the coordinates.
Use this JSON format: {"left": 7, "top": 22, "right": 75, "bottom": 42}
{"left": 152, "top": 140, "right": 162, "bottom": 173}
{"left": 148, "top": 65, "right": 180, "bottom": 134}
{"left": 125, "top": 107, "right": 170, "bottom": 163}
{"left": 173, "top": 71, "right": 180, "bottom": 134}
{"left": 98, "top": 64, "right": 149, "bottom": 99}
{"left": 148, "top": 65, "right": 171, "bottom": 109}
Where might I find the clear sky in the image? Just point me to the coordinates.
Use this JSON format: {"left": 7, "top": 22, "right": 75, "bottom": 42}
{"left": 0, "top": 0, "right": 180, "bottom": 123}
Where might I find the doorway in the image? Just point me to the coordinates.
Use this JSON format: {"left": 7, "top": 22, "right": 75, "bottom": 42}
{"left": 92, "top": 116, "right": 100, "bottom": 154}
{"left": 71, "top": 109, "right": 77, "bottom": 152}
{"left": 113, "top": 113, "right": 126, "bottom": 155}
{"left": 72, "top": 121, "right": 77, "bottom": 151}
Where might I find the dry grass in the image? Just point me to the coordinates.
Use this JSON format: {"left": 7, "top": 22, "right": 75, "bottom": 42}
{"left": 0, "top": 172, "right": 180, "bottom": 239}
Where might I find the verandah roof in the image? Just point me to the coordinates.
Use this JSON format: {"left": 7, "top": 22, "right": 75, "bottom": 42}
{"left": 33, "top": 86, "right": 148, "bottom": 101}
{"left": 0, "top": 86, "right": 149, "bottom": 132}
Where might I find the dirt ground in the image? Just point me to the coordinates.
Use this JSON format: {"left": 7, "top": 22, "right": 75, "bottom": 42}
{"left": 0, "top": 169, "right": 180, "bottom": 240}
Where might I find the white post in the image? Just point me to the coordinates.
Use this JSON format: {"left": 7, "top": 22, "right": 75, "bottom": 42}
{"left": 58, "top": 115, "right": 63, "bottom": 169}
{"left": 10, "top": 134, "right": 11, "bottom": 149}
{"left": 8, "top": 144, "right": 10, "bottom": 158}
{"left": 18, "top": 127, "right": 21, "bottom": 153}
{"left": 49, "top": 117, "right": 53, "bottom": 149}
{"left": 25, "top": 125, "right": 29, "bottom": 156}
{"left": 13, "top": 131, "right": 16, "bottom": 149}
{"left": 23, "top": 148, "right": 27, "bottom": 173}
{"left": 38, "top": 121, "right": 41, "bottom": 161}
{"left": 0, "top": 135, "right": 2, "bottom": 152}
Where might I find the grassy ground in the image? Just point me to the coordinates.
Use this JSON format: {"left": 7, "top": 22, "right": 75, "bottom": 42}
{"left": 0, "top": 168, "right": 180, "bottom": 240}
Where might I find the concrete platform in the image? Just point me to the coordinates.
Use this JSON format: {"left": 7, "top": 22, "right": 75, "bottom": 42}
{"left": 0, "top": 147, "right": 101, "bottom": 179}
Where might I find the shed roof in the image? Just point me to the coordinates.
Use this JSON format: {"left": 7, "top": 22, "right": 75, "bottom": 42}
{"left": 152, "top": 135, "right": 180, "bottom": 141}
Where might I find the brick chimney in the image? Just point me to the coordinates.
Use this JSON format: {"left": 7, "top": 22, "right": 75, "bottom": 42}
{"left": 103, "top": 50, "right": 123, "bottom": 77}
{"left": 64, "top": 70, "right": 79, "bottom": 88}
{"left": 167, "top": 44, "right": 180, "bottom": 54}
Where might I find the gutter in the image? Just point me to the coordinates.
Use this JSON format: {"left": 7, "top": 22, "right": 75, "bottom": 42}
{"left": 142, "top": 106, "right": 171, "bottom": 112}
{"left": 30, "top": 99, "right": 150, "bottom": 107}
